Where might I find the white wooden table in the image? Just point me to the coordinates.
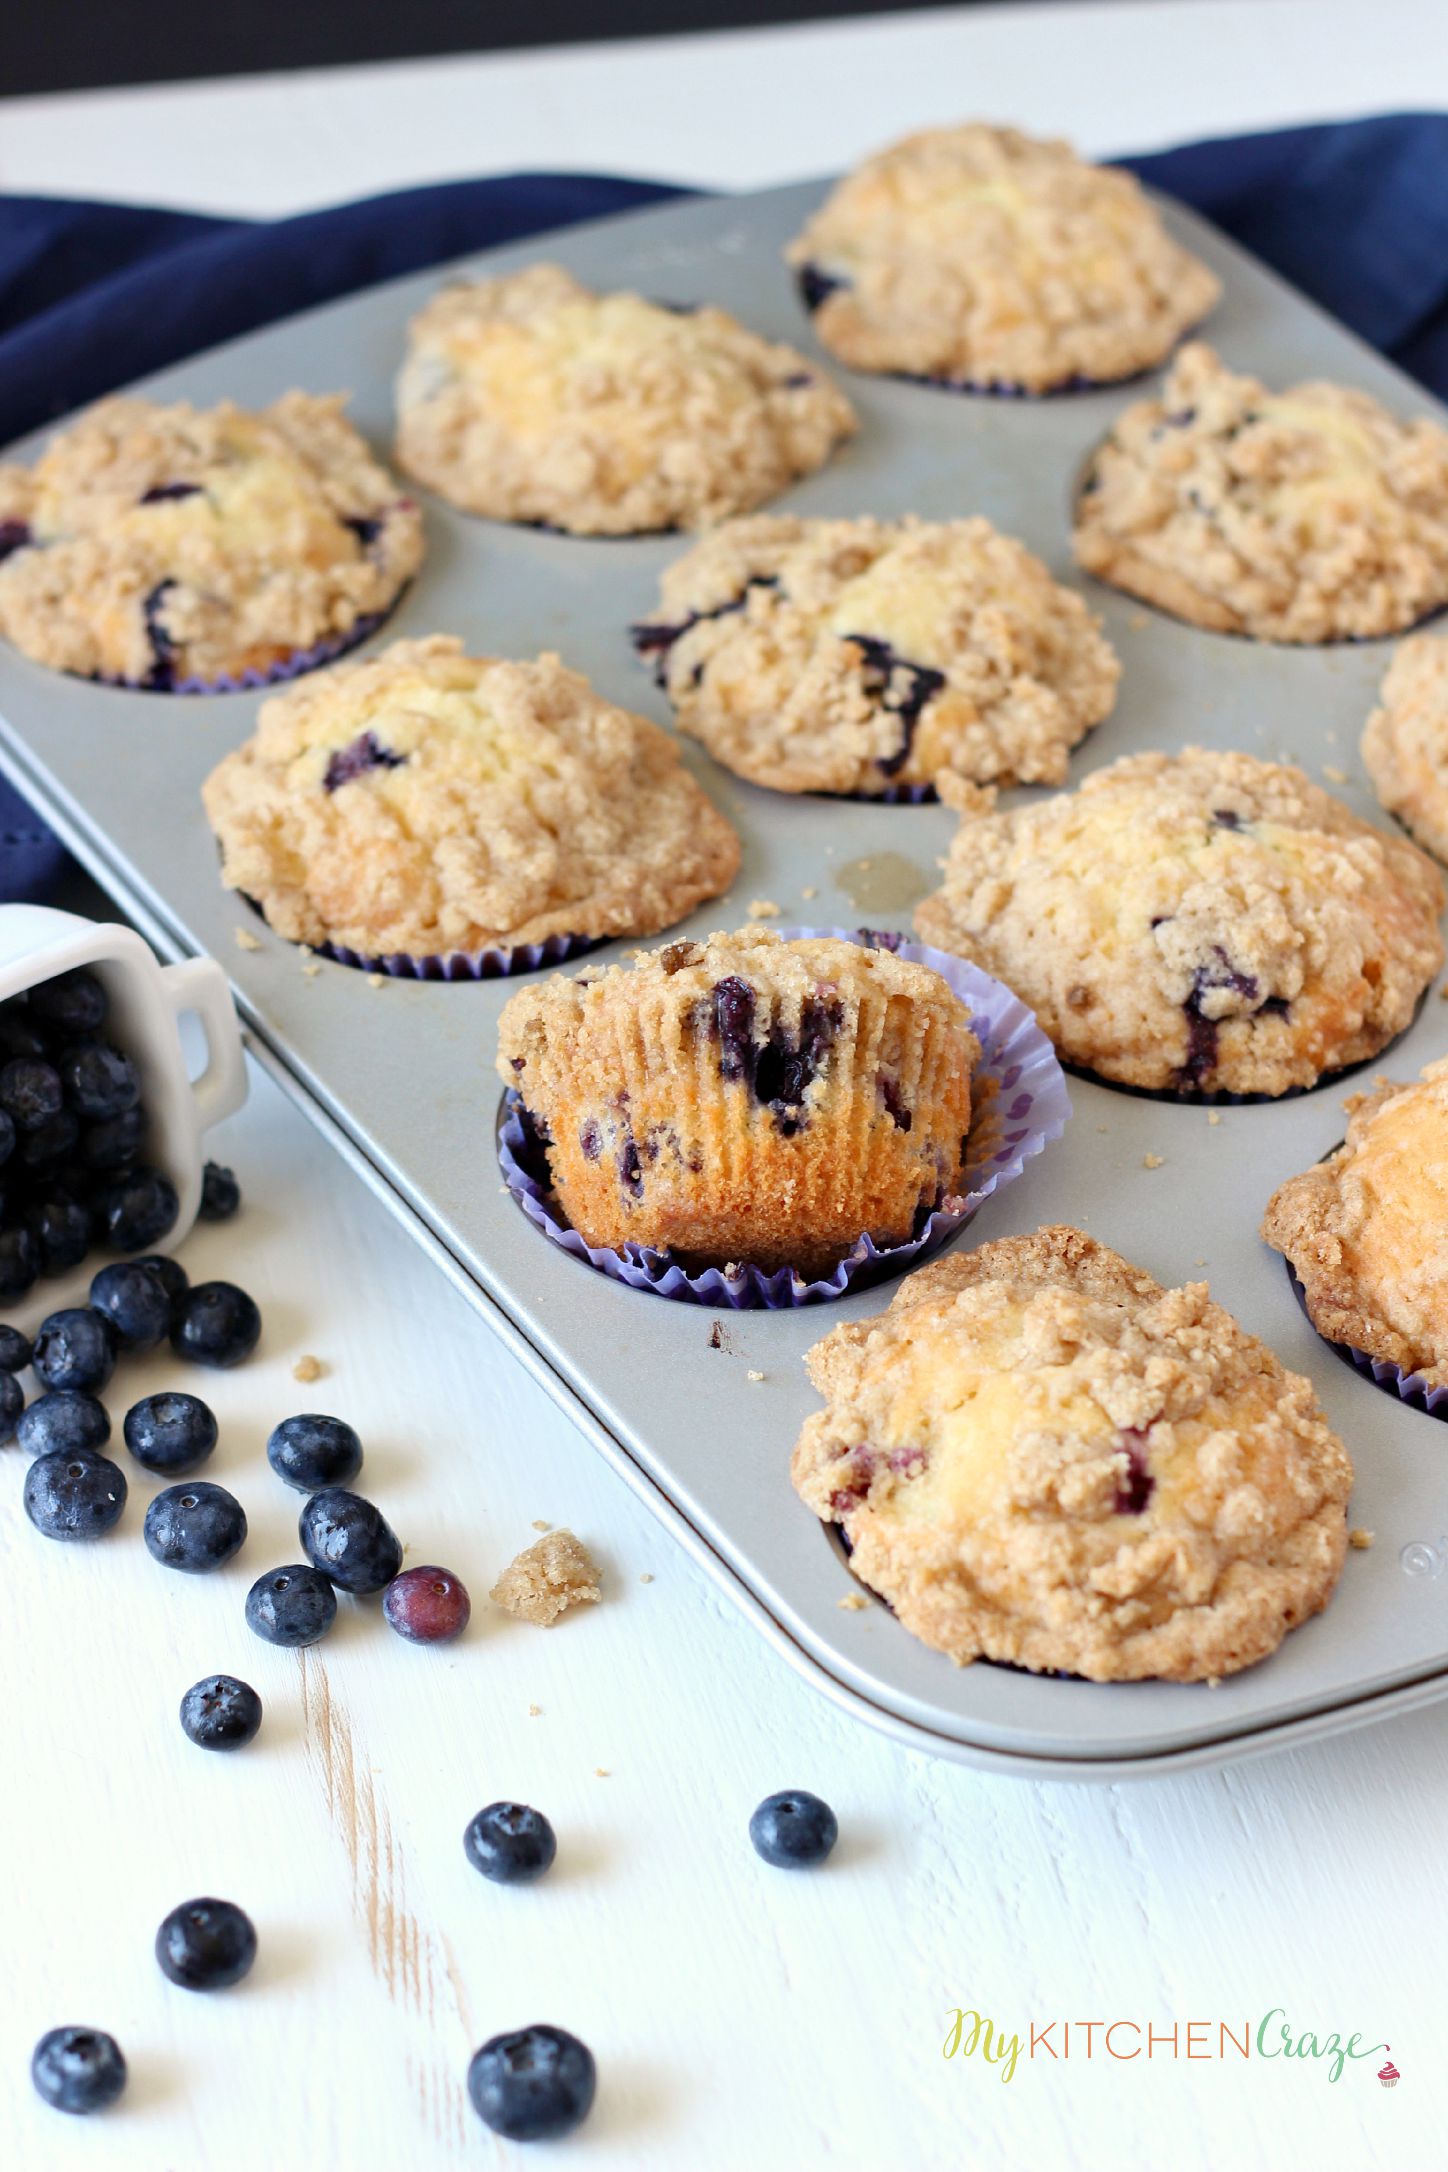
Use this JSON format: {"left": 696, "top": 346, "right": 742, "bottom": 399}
{"left": 2, "top": 7, "right": 1445, "bottom": 2164}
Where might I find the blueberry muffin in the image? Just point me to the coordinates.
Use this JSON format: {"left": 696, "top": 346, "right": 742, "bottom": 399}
{"left": 1074, "top": 343, "right": 1448, "bottom": 642}
{"left": 203, "top": 635, "right": 741, "bottom": 958}
{"left": 393, "top": 263, "right": 857, "bottom": 536}
{"left": 631, "top": 514, "right": 1120, "bottom": 794}
{"left": 0, "top": 394, "right": 423, "bottom": 687}
{"left": 495, "top": 929, "right": 979, "bottom": 1275}
{"left": 793, "top": 1225, "right": 1352, "bottom": 1681}
{"left": 1362, "top": 633, "right": 1448, "bottom": 861}
{"left": 784, "top": 124, "right": 1219, "bottom": 395}
{"left": 1262, "top": 1057, "right": 1448, "bottom": 1385}
{"left": 913, "top": 747, "right": 1444, "bottom": 1097}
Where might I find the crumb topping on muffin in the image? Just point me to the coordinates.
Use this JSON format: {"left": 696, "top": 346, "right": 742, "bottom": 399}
{"left": 393, "top": 263, "right": 857, "bottom": 535}
{"left": 1362, "top": 632, "right": 1448, "bottom": 861}
{"left": 1073, "top": 343, "right": 1448, "bottom": 642}
{"left": 785, "top": 123, "right": 1219, "bottom": 393}
{"left": 632, "top": 514, "right": 1119, "bottom": 794}
{"left": 913, "top": 746, "right": 1444, "bottom": 1096}
{"left": 792, "top": 1225, "right": 1352, "bottom": 1681}
{"left": 202, "top": 634, "right": 740, "bottom": 957}
{"left": 0, "top": 393, "right": 423, "bottom": 685}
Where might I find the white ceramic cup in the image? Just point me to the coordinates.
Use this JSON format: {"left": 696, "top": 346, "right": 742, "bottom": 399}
{"left": 0, "top": 905, "right": 248, "bottom": 1333}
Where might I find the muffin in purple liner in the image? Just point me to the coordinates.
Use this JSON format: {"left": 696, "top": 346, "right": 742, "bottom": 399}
{"left": 317, "top": 929, "right": 604, "bottom": 982}
{"left": 630, "top": 514, "right": 1118, "bottom": 798}
{"left": 496, "top": 928, "right": 1070, "bottom": 1306}
{"left": 1284, "top": 1268, "right": 1448, "bottom": 1420}
{"left": 0, "top": 391, "right": 424, "bottom": 690}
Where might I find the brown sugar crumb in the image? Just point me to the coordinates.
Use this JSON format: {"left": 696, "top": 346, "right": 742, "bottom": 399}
{"left": 747, "top": 898, "right": 782, "bottom": 920}
{"left": 1349, "top": 1528, "right": 1375, "bottom": 1550}
{"left": 234, "top": 926, "right": 262, "bottom": 953}
{"left": 1142, "top": 1152, "right": 1165, "bottom": 1170}
{"left": 528, "top": 1703, "right": 542, "bottom": 1717}
{"left": 838, "top": 1592, "right": 870, "bottom": 1611}
{"left": 292, "top": 1353, "right": 324, "bottom": 1384}
{"left": 531, "top": 1518, "right": 552, "bottom": 1532}
{"left": 491, "top": 1528, "right": 601, "bottom": 1625}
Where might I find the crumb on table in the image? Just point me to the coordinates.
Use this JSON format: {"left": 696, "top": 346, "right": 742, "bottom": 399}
{"left": 746, "top": 1369, "right": 765, "bottom": 1383}
{"left": 292, "top": 1354, "right": 324, "bottom": 1384}
{"left": 234, "top": 927, "right": 262, "bottom": 953}
{"left": 838, "top": 1593, "right": 870, "bottom": 1611}
{"left": 747, "top": 898, "right": 781, "bottom": 920}
{"left": 1323, "top": 765, "right": 1349, "bottom": 785}
{"left": 1142, "top": 1152, "right": 1164, "bottom": 1170}
{"left": 1207, "top": 1112, "right": 1221, "bottom": 1127}
{"left": 301, "top": 961, "right": 322, "bottom": 979}
{"left": 528, "top": 1703, "right": 542, "bottom": 1718}
{"left": 531, "top": 1518, "right": 552, "bottom": 1532}
{"left": 1349, "top": 1528, "right": 1375, "bottom": 1550}
{"left": 639, "top": 1572, "right": 654, "bottom": 1584}
{"left": 491, "top": 1529, "right": 601, "bottom": 1625}
{"left": 801, "top": 885, "right": 818, "bottom": 900}
{"left": 367, "top": 972, "right": 386, "bottom": 988}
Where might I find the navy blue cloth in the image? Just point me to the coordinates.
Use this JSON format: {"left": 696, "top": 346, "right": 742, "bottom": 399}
{"left": 2, "top": 114, "right": 1447, "bottom": 900}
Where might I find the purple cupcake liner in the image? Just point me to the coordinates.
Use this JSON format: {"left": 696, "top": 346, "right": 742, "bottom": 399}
{"left": 318, "top": 929, "right": 604, "bottom": 981}
{"left": 1286, "top": 1264, "right": 1448, "bottom": 1420}
{"left": 496, "top": 924, "right": 1071, "bottom": 1306}
{"left": 95, "top": 607, "right": 394, "bottom": 696}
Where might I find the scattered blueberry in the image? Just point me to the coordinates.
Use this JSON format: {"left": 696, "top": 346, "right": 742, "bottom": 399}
{"left": 94, "top": 1166, "right": 179, "bottom": 1253}
{"left": 464, "top": 1803, "right": 556, "bottom": 1885}
{"left": 245, "top": 1563, "right": 338, "bottom": 1648}
{"left": 30, "top": 2026, "right": 127, "bottom": 2116}
{"left": 267, "top": 1412, "right": 362, "bottom": 1492}
{"left": 31, "top": 1307, "right": 117, "bottom": 1394}
{"left": 467, "top": 2025, "right": 596, "bottom": 2142}
{"left": 0, "top": 1322, "right": 31, "bottom": 1370}
{"left": 0, "top": 1057, "right": 63, "bottom": 1130}
{"left": 91, "top": 1260, "right": 173, "bottom": 1349}
{"left": 384, "top": 1564, "right": 471, "bottom": 1644}
{"left": 29, "top": 1196, "right": 93, "bottom": 1274}
{"left": 179, "top": 1674, "right": 263, "bottom": 1752}
{"left": 199, "top": 1161, "right": 241, "bottom": 1220}
{"left": 154, "top": 1898, "right": 257, "bottom": 1992}
{"left": 29, "top": 968, "right": 108, "bottom": 1038}
{"left": 171, "top": 1281, "right": 261, "bottom": 1368}
{"left": 0, "top": 1225, "right": 39, "bottom": 1300}
{"left": 298, "top": 1487, "right": 402, "bottom": 1593}
{"left": 17, "top": 1390, "right": 111, "bottom": 1458}
{"left": 58, "top": 1043, "right": 139, "bottom": 1122}
{"left": 143, "top": 1481, "right": 247, "bottom": 1574}
{"left": 0, "top": 1371, "right": 23, "bottom": 1434}
{"left": 123, "top": 1391, "right": 217, "bottom": 1474}
{"left": 81, "top": 1106, "right": 147, "bottom": 1170}
{"left": 24, "top": 1449, "right": 127, "bottom": 1540}
{"left": 135, "top": 1251, "right": 189, "bottom": 1318}
{"left": 748, "top": 1790, "right": 838, "bottom": 1869}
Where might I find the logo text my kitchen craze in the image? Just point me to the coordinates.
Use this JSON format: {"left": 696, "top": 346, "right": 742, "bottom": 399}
{"left": 943, "top": 2008, "right": 1388, "bottom": 2083}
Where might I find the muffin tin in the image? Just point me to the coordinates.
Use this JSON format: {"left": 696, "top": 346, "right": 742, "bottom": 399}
{"left": 2, "top": 179, "right": 1447, "bottom": 1777}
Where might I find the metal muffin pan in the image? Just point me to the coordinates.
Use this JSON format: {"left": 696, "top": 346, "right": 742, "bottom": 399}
{"left": 3, "top": 180, "right": 1447, "bottom": 1780}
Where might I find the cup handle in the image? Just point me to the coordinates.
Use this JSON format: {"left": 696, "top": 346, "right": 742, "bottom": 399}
{"left": 161, "top": 956, "right": 248, "bottom": 1129}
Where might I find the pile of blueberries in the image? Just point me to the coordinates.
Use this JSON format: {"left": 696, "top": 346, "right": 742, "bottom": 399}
{"left": 0, "top": 965, "right": 197, "bottom": 1303}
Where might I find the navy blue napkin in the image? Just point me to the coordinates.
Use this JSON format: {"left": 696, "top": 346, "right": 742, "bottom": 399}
{"left": 2, "top": 113, "right": 1447, "bottom": 901}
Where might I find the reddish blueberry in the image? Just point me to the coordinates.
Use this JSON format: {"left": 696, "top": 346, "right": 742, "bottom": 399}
{"left": 383, "top": 1565, "right": 471, "bottom": 1644}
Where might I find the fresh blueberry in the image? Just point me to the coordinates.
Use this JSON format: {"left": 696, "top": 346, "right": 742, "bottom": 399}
{"left": 81, "top": 1106, "right": 147, "bottom": 1170}
{"left": 179, "top": 1674, "right": 262, "bottom": 1752}
{"left": 143, "top": 1481, "right": 247, "bottom": 1574}
{"left": 298, "top": 1487, "right": 402, "bottom": 1594}
{"left": 90, "top": 1260, "right": 173, "bottom": 1349}
{"left": 244, "top": 1563, "right": 338, "bottom": 1648}
{"left": 58, "top": 1043, "right": 139, "bottom": 1121}
{"left": 123, "top": 1391, "right": 217, "bottom": 1474}
{"left": 17, "top": 1390, "right": 111, "bottom": 1457}
{"left": 749, "top": 1789, "right": 838, "bottom": 1868}
{"left": 0, "top": 1224, "right": 38, "bottom": 1298}
{"left": 0, "top": 1004, "right": 51, "bottom": 1061}
{"left": 199, "top": 1161, "right": 241, "bottom": 1220}
{"left": 0, "top": 1106, "right": 13, "bottom": 1166}
{"left": 31, "top": 1307, "right": 117, "bottom": 1394}
{"left": 463, "top": 1803, "right": 556, "bottom": 1885}
{"left": 24, "top": 1449, "right": 127, "bottom": 1541}
{"left": 467, "top": 2025, "right": 596, "bottom": 2142}
{"left": 30, "top": 2026, "right": 127, "bottom": 2115}
{"left": 384, "top": 1564, "right": 471, "bottom": 1644}
{"left": 0, "top": 1057, "right": 63, "bottom": 1129}
{"left": 171, "top": 1281, "right": 261, "bottom": 1367}
{"left": 28, "top": 1196, "right": 93, "bottom": 1275}
{"left": 19, "top": 1108, "right": 79, "bottom": 1171}
{"left": 94, "top": 1166, "right": 179, "bottom": 1253}
{"left": 0, "top": 1370, "right": 23, "bottom": 1435}
{"left": 154, "top": 1898, "right": 257, "bottom": 1992}
{"left": 135, "top": 1251, "right": 189, "bottom": 1319}
{"left": 29, "top": 969, "right": 108, "bottom": 1038}
{"left": 0, "top": 1322, "right": 32, "bottom": 1370}
{"left": 266, "top": 1412, "right": 362, "bottom": 1492}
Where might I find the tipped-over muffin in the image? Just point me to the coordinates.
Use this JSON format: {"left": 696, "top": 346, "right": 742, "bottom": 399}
{"left": 913, "top": 747, "right": 1444, "bottom": 1097}
{"left": 1262, "top": 1057, "right": 1448, "bottom": 1386}
{"left": 792, "top": 1226, "right": 1353, "bottom": 1681}
{"left": 1073, "top": 342, "right": 1448, "bottom": 642}
{"left": 1362, "top": 632, "right": 1448, "bottom": 861}
{"left": 203, "top": 635, "right": 741, "bottom": 958}
{"left": 393, "top": 263, "right": 857, "bottom": 536}
{"left": 785, "top": 123, "right": 1219, "bottom": 394}
{"left": 631, "top": 514, "right": 1119, "bottom": 795}
{"left": 0, "top": 393, "right": 423, "bottom": 686}
{"left": 496, "top": 929, "right": 979, "bottom": 1275}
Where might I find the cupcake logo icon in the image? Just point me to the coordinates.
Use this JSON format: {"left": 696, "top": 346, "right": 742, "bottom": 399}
{"left": 1378, "top": 2049, "right": 1400, "bottom": 2089}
